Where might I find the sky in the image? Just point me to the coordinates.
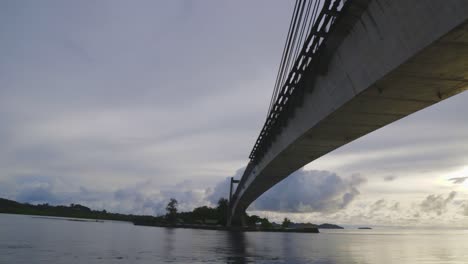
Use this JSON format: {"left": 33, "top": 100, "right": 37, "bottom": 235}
{"left": 1, "top": 0, "right": 467, "bottom": 227}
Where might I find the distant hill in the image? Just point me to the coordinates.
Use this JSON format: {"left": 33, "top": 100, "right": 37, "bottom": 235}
{"left": 0, "top": 197, "right": 227, "bottom": 227}
{"left": 318, "top": 223, "right": 344, "bottom": 229}
{"left": 0, "top": 197, "right": 140, "bottom": 222}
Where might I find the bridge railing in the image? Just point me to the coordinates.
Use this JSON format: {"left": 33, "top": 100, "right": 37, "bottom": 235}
{"left": 231, "top": 0, "right": 354, "bottom": 213}
{"left": 249, "top": 0, "right": 348, "bottom": 164}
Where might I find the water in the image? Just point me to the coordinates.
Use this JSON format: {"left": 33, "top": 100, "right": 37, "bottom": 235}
{"left": 1, "top": 214, "right": 467, "bottom": 264}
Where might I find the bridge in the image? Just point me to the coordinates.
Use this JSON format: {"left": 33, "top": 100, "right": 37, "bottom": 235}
{"left": 228, "top": 0, "right": 468, "bottom": 226}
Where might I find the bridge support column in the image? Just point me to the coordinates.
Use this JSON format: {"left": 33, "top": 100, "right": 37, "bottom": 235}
{"left": 227, "top": 206, "right": 246, "bottom": 228}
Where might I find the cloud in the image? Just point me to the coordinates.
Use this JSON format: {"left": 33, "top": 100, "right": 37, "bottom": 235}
{"left": 16, "top": 185, "right": 60, "bottom": 205}
{"left": 0, "top": 0, "right": 295, "bottom": 190}
{"left": 0, "top": 166, "right": 419, "bottom": 221}
{"left": 7, "top": 175, "right": 61, "bottom": 204}
{"left": 107, "top": 179, "right": 218, "bottom": 215}
{"left": 251, "top": 169, "right": 367, "bottom": 213}
{"left": 448, "top": 177, "right": 468, "bottom": 184}
{"left": 420, "top": 191, "right": 457, "bottom": 215}
{"left": 207, "top": 167, "right": 245, "bottom": 204}
{"left": 0, "top": 173, "right": 220, "bottom": 216}
{"left": 369, "top": 199, "right": 387, "bottom": 213}
{"left": 383, "top": 175, "right": 397, "bottom": 182}
{"left": 389, "top": 202, "right": 400, "bottom": 211}
{"left": 461, "top": 203, "right": 468, "bottom": 216}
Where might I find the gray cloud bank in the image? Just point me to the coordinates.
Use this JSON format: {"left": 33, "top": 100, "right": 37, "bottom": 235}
{"left": 251, "top": 169, "right": 366, "bottom": 213}
{"left": 1, "top": 168, "right": 367, "bottom": 216}
{"left": 0, "top": 174, "right": 222, "bottom": 216}
{"left": 0, "top": 0, "right": 293, "bottom": 191}
{"left": 207, "top": 168, "right": 367, "bottom": 213}
{"left": 448, "top": 177, "right": 468, "bottom": 184}
{"left": 3, "top": 170, "right": 467, "bottom": 227}
{"left": 419, "top": 191, "right": 457, "bottom": 216}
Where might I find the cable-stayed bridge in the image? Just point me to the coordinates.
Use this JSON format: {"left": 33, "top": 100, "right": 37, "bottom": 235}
{"left": 227, "top": 0, "right": 468, "bottom": 226}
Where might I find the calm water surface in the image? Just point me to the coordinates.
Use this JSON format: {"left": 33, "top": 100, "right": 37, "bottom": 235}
{"left": 1, "top": 214, "right": 467, "bottom": 263}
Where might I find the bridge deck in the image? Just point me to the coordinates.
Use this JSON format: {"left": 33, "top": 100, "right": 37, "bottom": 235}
{"left": 230, "top": 0, "right": 468, "bottom": 224}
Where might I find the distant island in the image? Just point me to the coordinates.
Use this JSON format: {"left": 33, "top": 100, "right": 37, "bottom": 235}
{"left": 358, "top": 227, "right": 372, "bottom": 230}
{"left": 0, "top": 197, "right": 345, "bottom": 233}
{"left": 318, "top": 223, "right": 344, "bottom": 229}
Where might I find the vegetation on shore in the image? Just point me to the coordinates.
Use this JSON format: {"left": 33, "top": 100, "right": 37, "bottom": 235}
{"left": 0, "top": 197, "right": 230, "bottom": 226}
{"left": 0, "top": 197, "right": 139, "bottom": 222}
{"left": 0, "top": 197, "right": 343, "bottom": 231}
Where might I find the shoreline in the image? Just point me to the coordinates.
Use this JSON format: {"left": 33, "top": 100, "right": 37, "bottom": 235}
{"left": 132, "top": 222, "right": 319, "bottom": 233}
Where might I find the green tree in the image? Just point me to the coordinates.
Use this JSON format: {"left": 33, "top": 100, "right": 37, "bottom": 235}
{"left": 192, "top": 206, "right": 217, "bottom": 222}
{"left": 282, "top": 217, "right": 291, "bottom": 228}
{"left": 166, "top": 198, "right": 178, "bottom": 224}
{"left": 260, "top": 217, "right": 272, "bottom": 229}
{"left": 246, "top": 214, "right": 262, "bottom": 227}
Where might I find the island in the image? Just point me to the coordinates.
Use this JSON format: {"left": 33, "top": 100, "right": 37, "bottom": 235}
{"left": 318, "top": 223, "right": 344, "bottom": 229}
{"left": 0, "top": 197, "right": 351, "bottom": 233}
{"left": 358, "top": 227, "right": 372, "bottom": 229}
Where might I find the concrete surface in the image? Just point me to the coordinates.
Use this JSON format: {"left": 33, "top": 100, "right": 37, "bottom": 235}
{"left": 230, "top": 0, "right": 468, "bottom": 224}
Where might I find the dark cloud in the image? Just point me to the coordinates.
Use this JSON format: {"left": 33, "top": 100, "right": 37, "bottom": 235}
{"left": 389, "top": 202, "right": 400, "bottom": 211}
{"left": 113, "top": 181, "right": 149, "bottom": 204}
{"left": 448, "top": 177, "right": 468, "bottom": 184}
{"left": 1, "top": 174, "right": 219, "bottom": 215}
{"left": 365, "top": 199, "right": 400, "bottom": 217}
{"left": 207, "top": 167, "right": 245, "bottom": 204}
{"left": 461, "top": 203, "right": 468, "bottom": 216}
{"left": 6, "top": 175, "right": 114, "bottom": 209}
{"left": 7, "top": 175, "right": 60, "bottom": 204}
{"left": 16, "top": 185, "right": 60, "bottom": 205}
{"left": 110, "top": 180, "right": 213, "bottom": 214}
{"left": 161, "top": 189, "right": 206, "bottom": 212}
{"left": 383, "top": 175, "right": 397, "bottom": 182}
{"left": 420, "top": 191, "right": 457, "bottom": 215}
{"left": 251, "top": 169, "right": 366, "bottom": 213}
{"left": 76, "top": 186, "right": 111, "bottom": 203}
{"left": 370, "top": 199, "right": 386, "bottom": 213}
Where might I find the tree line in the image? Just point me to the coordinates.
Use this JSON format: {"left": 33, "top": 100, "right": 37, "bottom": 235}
{"left": 0, "top": 197, "right": 293, "bottom": 228}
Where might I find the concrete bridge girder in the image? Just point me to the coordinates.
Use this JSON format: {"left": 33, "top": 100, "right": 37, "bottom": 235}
{"left": 229, "top": 0, "right": 468, "bottom": 223}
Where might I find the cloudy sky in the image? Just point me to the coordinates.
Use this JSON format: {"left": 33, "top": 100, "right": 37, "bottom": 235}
{"left": 1, "top": 1, "right": 467, "bottom": 227}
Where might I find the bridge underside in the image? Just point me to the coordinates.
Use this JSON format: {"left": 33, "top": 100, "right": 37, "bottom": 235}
{"left": 230, "top": 0, "right": 468, "bottom": 224}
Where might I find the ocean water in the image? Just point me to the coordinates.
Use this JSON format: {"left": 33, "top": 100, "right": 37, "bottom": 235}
{"left": 1, "top": 213, "right": 467, "bottom": 264}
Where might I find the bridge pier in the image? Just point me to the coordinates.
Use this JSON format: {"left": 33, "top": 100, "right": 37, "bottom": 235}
{"left": 227, "top": 205, "right": 246, "bottom": 227}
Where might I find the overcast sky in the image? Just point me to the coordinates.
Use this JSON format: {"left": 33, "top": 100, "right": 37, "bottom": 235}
{"left": 1, "top": 0, "right": 467, "bottom": 227}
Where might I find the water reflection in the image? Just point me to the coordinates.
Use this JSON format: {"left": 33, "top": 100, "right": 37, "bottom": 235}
{"left": 225, "top": 231, "right": 249, "bottom": 263}
{"left": 1, "top": 215, "right": 468, "bottom": 264}
{"left": 163, "top": 227, "right": 175, "bottom": 261}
